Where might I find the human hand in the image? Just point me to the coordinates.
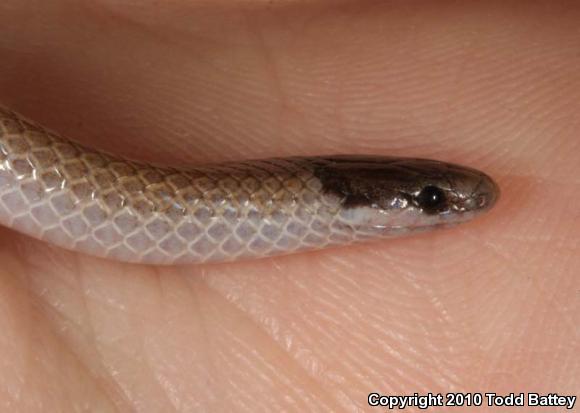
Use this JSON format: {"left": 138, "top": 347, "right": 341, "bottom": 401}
{"left": 0, "top": 1, "right": 577, "bottom": 411}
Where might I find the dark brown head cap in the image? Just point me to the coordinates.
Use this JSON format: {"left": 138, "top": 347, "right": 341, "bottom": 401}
{"left": 314, "top": 155, "right": 499, "bottom": 216}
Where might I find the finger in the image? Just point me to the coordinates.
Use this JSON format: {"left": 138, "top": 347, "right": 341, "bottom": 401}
{"left": 0, "top": 0, "right": 575, "bottom": 168}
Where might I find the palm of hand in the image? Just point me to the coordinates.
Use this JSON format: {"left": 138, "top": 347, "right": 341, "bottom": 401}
{"left": 0, "top": 1, "right": 577, "bottom": 411}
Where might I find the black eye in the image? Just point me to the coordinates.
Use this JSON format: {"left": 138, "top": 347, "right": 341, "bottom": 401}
{"left": 415, "top": 185, "right": 447, "bottom": 213}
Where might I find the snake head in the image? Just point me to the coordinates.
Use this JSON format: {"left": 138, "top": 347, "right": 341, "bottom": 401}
{"left": 316, "top": 156, "right": 500, "bottom": 235}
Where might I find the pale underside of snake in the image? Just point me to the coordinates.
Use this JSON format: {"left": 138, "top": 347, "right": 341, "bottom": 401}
{"left": 0, "top": 106, "right": 499, "bottom": 265}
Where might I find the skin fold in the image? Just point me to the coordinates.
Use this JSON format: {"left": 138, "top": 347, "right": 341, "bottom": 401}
{"left": 0, "top": 0, "right": 578, "bottom": 412}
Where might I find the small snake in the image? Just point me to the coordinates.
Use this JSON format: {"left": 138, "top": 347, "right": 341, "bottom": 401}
{"left": 0, "top": 106, "right": 499, "bottom": 264}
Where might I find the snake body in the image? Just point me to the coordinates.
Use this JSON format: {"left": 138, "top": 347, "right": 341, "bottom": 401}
{"left": 0, "top": 106, "right": 499, "bottom": 264}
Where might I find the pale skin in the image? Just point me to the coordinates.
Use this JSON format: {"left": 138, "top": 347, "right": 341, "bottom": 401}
{"left": 0, "top": 1, "right": 578, "bottom": 412}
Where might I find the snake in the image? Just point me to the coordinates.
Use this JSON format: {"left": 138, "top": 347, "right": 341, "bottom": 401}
{"left": 0, "top": 105, "right": 499, "bottom": 265}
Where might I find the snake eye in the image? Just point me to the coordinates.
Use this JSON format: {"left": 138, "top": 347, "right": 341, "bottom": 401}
{"left": 415, "top": 185, "right": 447, "bottom": 213}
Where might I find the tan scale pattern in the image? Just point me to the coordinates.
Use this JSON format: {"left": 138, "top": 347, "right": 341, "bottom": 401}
{"left": 0, "top": 106, "right": 366, "bottom": 264}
